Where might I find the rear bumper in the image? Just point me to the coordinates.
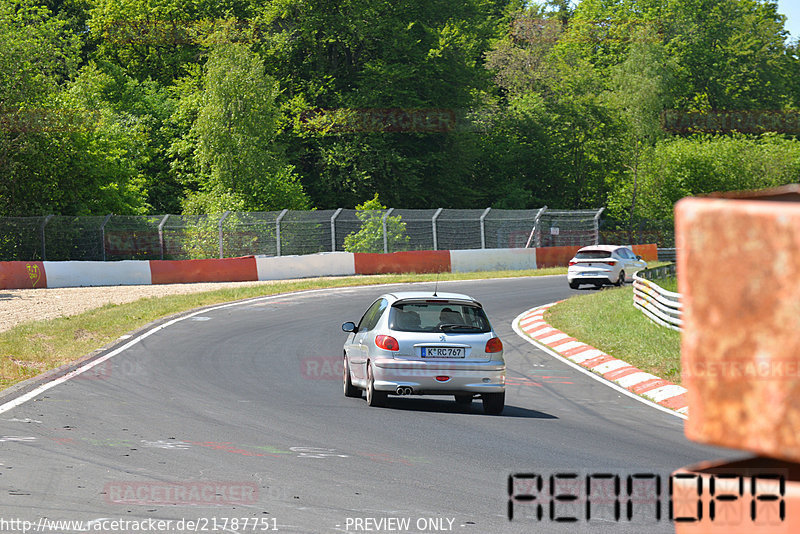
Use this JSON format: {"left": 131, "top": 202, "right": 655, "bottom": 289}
{"left": 372, "top": 358, "right": 505, "bottom": 394}
{"left": 569, "top": 276, "right": 614, "bottom": 286}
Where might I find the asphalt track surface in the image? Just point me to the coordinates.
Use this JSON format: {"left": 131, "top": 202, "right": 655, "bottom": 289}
{"left": 0, "top": 276, "right": 740, "bottom": 534}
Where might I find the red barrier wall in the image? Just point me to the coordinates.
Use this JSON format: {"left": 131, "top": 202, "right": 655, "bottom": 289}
{"left": 535, "top": 246, "right": 581, "bottom": 268}
{"left": 0, "top": 261, "right": 47, "bottom": 289}
{"left": 631, "top": 244, "right": 658, "bottom": 262}
{"left": 149, "top": 256, "right": 258, "bottom": 284}
{"left": 353, "top": 250, "right": 451, "bottom": 275}
{"left": 536, "top": 244, "right": 660, "bottom": 268}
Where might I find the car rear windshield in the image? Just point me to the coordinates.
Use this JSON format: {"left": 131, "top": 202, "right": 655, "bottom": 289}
{"left": 389, "top": 301, "right": 491, "bottom": 333}
{"left": 575, "top": 250, "right": 612, "bottom": 259}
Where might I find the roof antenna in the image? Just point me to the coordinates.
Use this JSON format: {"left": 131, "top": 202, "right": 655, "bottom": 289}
{"left": 433, "top": 272, "right": 439, "bottom": 297}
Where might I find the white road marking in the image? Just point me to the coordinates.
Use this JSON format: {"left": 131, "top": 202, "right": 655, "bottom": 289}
{"left": 644, "top": 384, "right": 688, "bottom": 403}
{"left": 616, "top": 372, "right": 657, "bottom": 388}
{"left": 592, "top": 359, "right": 629, "bottom": 375}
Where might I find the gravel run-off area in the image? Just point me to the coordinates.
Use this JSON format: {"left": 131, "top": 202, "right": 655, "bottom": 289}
{"left": 0, "top": 280, "right": 299, "bottom": 333}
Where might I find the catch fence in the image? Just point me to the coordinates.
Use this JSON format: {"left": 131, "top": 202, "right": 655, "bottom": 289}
{"left": 0, "top": 207, "right": 606, "bottom": 261}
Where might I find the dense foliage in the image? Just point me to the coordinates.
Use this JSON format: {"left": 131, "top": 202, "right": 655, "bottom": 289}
{"left": 1, "top": 0, "right": 799, "bottom": 227}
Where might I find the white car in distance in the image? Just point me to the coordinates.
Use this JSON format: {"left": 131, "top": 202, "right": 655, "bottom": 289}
{"left": 567, "top": 245, "right": 647, "bottom": 289}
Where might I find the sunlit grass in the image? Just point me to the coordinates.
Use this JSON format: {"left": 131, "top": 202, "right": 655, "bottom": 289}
{"left": 545, "top": 284, "right": 682, "bottom": 384}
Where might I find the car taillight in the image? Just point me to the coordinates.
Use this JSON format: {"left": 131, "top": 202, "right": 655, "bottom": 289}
{"left": 604, "top": 261, "right": 616, "bottom": 266}
{"left": 375, "top": 335, "right": 399, "bottom": 351}
{"left": 569, "top": 261, "right": 577, "bottom": 266}
{"left": 485, "top": 337, "right": 503, "bottom": 353}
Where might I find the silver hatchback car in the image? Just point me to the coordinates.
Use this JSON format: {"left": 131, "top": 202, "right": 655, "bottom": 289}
{"left": 342, "top": 291, "right": 506, "bottom": 414}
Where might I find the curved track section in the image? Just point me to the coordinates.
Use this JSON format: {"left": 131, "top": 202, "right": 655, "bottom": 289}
{"left": 0, "top": 277, "right": 736, "bottom": 533}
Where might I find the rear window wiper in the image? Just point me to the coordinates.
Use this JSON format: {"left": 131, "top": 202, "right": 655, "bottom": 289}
{"left": 439, "top": 324, "right": 483, "bottom": 332}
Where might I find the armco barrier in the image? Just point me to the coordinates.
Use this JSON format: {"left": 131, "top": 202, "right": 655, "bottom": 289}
{"left": 149, "top": 256, "right": 258, "bottom": 284}
{"left": 353, "top": 250, "right": 451, "bottom": 275}
{"left": 632, "top": 270, "right": 682, "bottom": 331}
{"left": 256, "top": 252, "right": 355, "bottom": 280}
{"left": 0, "top": 244, "right": 659, "bottom": 289}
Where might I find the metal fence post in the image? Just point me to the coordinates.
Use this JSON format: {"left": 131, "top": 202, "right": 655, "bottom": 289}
{"left": 525, "top": 206, "right": 547, "bottom": 248}
{"left": 40, "top": 215, "right": 54, "bottom": 261}
{"left": 158, "top": 215, "right": 170, "bottom": 260}
{"left": 431, "top": 208, "right": 443, "bottom": 250}
{"left": 100, "top": 214, "right": 113, "bottom": 261}
{"left": 479, "top": 208, "right": 491, "bottom": 249}
{"left": 593, "top": 207, "right": 605, "bottom": 245}
{"left": 275, "top": 209, "right": 288, "bottom": 256}
{"left": 218, "top": 210, "right": 231, "bottom": 259}
{"left": 330, "top": 208, "right": 343, "bottom": 252}
{"left": 382, "top": 208, "right": 394, "bottom": 254}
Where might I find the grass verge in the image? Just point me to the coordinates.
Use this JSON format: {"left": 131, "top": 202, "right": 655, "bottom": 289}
{"left": 0, "top": 267, "right": 566, "bottom": 391}
{"left": 544, "top": 284, "right": 682, "bottom": 384}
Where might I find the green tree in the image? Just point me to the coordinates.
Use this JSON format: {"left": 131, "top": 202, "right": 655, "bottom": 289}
{"left": 344, "top": 194, "right": 410, "bottom": 253}
{"left": 256, "top": 0, "right": 508, "bottom": 208}
{"left": 88, "top": 0, "right": 259, "bottom": 85}
{"left": 181, "top": 42, "right": 309, "bottom": 214}
{"left": 557, "top": 0, "right": 794, "bottom": 111}
{"left": 635, "top": 134, "right": 800, "bottom": 221}
{"left": 605, "top": 33, "right": 678, "bottom": 231}
{"left": 479, "top": 7, "right": 625, "bottom": 209}
{"left": 665, "top": 0, "right": 792, "bottom": 111}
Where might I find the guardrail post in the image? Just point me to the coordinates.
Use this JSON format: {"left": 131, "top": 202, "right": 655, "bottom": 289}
{"left": 275, "top": 209, "right": 288, "bottom": 256}
{"left": 382, "top": 208, "right": 394, "bottom": 254}
{"left": 100, "top": 214, "right": 113, "bottom": 261}
{"left": 40, "top": 215, "right": 54, "bottom": 261}
{"left": 330, "top": 208, "right": 342, "bottom": 252}
{"left": 525, "top": 206, "right": 547, "bottom": 248}
{"left": 218, "top": 210, "right": 231, "bottom": 259}
{"left": 593, "top": 207, "right": 605, "bottom": 245}
{"left": 479, "top": 207, "right": 491, "bottom": 249}
{"left": 157, "top": 215, "right": 170, "bottom": 260}
{"left": 431, "top": 208, "right": 443, "bottom": 250}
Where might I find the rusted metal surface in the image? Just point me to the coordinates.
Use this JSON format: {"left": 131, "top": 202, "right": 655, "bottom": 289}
{"left": 676, "top": 194, "right": 800, "bottom": 462}
{"left": 704, "top": 184, "right": 800, "bottom": 202}
{"left": 672, "top": 456, "right": 799, "bottom": 533}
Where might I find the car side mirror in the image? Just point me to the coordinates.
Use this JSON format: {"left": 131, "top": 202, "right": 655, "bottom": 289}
{"left": 342, "top": 322, "right": 356, "bottom": 333}
{"left": 636, "top": 255, "right": 642, "bottom": 260}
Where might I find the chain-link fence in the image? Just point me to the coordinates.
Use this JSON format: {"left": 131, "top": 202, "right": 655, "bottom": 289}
{"left": 599, "top": 219, "right": 676, "bottom": 248}
{"left": 0, "top": 207, "right": 608, "bottom": 261}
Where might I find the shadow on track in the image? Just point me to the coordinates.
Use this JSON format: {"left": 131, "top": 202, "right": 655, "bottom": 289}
{"left": 374, "top": 397, "right": 558, "bottom": 419}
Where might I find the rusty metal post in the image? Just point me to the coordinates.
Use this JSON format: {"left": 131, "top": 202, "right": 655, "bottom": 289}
{"left": 674, "top": 184, "right": 800, "bottom": 533}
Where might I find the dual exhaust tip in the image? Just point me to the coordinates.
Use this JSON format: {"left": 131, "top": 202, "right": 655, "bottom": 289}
{"left": 395, "top": 386, "right": 413, "bottom": 396}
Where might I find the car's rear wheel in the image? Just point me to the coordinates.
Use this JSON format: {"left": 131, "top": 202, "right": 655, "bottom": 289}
{"left": 482, "top": 391, "right": 505, "bottom": 415}
{"left": 454, "top": 394, "right": 473, "bottom": 405}
{"left": 569, "top": 281, "right": 580, "bottom": 289}
{"left": 366, "top": 363, "right": 387, "bottom": 407}
{"left": 615, "top": 270, "right": 625, "bottom": 286}
{"left": 343, "top": 354, "right": 360, "bottom": 398}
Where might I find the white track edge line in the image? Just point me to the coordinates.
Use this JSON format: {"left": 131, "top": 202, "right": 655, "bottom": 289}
{"left": 512, "top": 305, "right": 687, "bottom": 421}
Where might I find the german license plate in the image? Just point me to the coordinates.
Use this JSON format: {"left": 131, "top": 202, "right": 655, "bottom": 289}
{"left": 421, "top": 347, "right": 465, "bottom": 358}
